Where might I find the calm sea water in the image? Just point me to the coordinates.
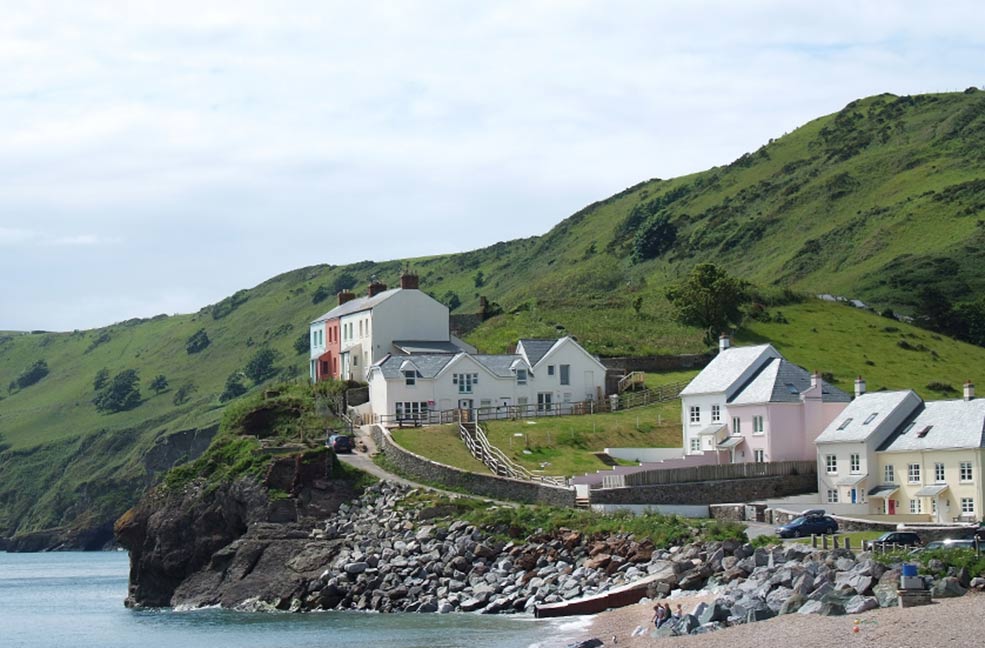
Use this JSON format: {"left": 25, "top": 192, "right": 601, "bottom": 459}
{"left": 0, "top": 552, "right": 588, "bottom": 648}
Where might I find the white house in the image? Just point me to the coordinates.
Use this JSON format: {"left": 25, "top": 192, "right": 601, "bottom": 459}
{"left": 814, "top": 389, "right": 923, "bottom": 508}
{"left": 309, "top": 273, "right": 469, "bottom": 383}
{"left": 366, "top": 336, "right": 608, "bottom": 423}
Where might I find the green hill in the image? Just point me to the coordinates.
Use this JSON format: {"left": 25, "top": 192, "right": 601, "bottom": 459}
{"left": 2, "top": 90, "right": 985, "bottom": 548}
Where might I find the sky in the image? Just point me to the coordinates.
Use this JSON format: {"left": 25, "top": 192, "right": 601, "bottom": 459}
{"left": 1, "top": 1, "right": 983, "bottom": 331}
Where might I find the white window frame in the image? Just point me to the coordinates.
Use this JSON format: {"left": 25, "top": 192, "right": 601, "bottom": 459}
{"left": 825, "top": 454, "right": 837, "bottom": 474}
{"left": 559, "top": 364, "right": 570, "bottom": 386}
{"left": 884, "top": 464, "right": 895, "bottom": 483}
{"left": 934, "top": 463, "right": 945, "bottom": 483}
{"left": 961, "top": 497, "right": 975, "bottom": 514}
{"left": 454, "top": 373, "right": 477, "bottom": 394}
{"left": 908, "top": 463, "right": 921, "bottom": 484}
{"left": 515, "top": 369, "right": 527, "bottom": 385}
{"left": 732, "top": 416, "right": 741, "bottom": 435}
{"left": 711, "top": 405, "right": 721, "bottom": 423}
{"left": 961, "top": 462, "right": 973, "bottom": 483}
{"left": 909, "top": 499, "right": 922, "bottom": 514}
{"left": 689, "top": 438, "right": 701, "bottom": 452}
{"left": 404, "top": 370, "right": 417, "bottom": 386}
{"left": 754, "top": 449, "right": 765, "bottom": 463}
{"left": 752, "top": 416, "right": 764, "bottom": 435}
{"left": 547, "top": 365, "right": 555, "bottom": 376}
{"left": 826, "top": 489, "right": 838, "bottom": 503}
{"left": 850, "top": 453, "right": 860, "bottom": 474}
{"left": 689, "top": 406, "right": 701, "bottom": 424}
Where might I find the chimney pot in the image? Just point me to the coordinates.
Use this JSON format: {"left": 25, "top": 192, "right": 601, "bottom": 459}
{"left": 965, "top": 381, "right": 975, "bottom": 401}
{"left": 811, "top": 371, "right": 821, "bottom": 388}
{"left": 367, "top": 281, "right": 387, "bottom": 298}
{"left": 337, "top": 290, "right": 355, "bottom": 306}
{"left": 399, "top": 272, "right": 419, "bottom": 290}
{"left": 854, "top": 375, "right": 866, "bottom": 398}
{"left": 718, "top": 334, "right": 731, "bottom": 352}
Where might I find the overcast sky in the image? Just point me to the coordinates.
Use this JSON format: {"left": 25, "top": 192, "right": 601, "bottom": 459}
{"left": 1, "top": 1, "right": 982, "bottom": 331}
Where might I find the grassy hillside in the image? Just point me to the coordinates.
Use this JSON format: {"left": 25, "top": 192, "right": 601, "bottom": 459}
{"left": 2, "top": 90, "right": 985, "bottom": 544}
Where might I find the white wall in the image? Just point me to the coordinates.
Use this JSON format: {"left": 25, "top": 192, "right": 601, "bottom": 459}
{"left": 531, "top": 338, "right": 607, "bottom": 404}
{"left": 372, "top": 291, "right": 449, "bottom": 362}
{"left": 680, "top": 393, "right": 727, "bottom": 454}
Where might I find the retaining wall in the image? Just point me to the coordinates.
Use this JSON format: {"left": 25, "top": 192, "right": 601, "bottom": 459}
{"left": 591, "top": 473, "right": 817, "bottom": 506}
{"left": 600, "top": 353, "right": 713, "bottom": 373}
{"left": 370, "top": 425, "right": 576, "bottom": 507}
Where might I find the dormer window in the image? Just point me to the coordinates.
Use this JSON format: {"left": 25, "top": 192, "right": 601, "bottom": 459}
{"left": 785, "top": 383, "right": 799, "bottom": 394}
{"left": 403, "top": 370, "right": 418, "bottom": 386}
{"left": 863, "top": 413, "right": 878, "bottom": 425}
{"left": 837, "top": 418, "right": 853, "bottom": 430}
{"left": 516, "top": 368, "right": 528, "bottom": 385}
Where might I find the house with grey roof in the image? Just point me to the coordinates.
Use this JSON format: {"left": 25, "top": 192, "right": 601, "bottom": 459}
{"left": 366, "top": 336, "right": 608, "bottom": 424}
{"left": 816, "top": 382, "right": 985, "bottom": 522}
{"left": 678, "top": 336, "right": 849, "bottom": 464}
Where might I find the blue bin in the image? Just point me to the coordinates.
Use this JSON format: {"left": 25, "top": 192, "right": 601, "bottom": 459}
{"left": 902, "top": 564, "right": 918, "bottom": 577}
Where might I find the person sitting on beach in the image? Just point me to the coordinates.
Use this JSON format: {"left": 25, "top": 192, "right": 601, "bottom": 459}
{"left": 651, "top": 603, "right": 666, "bottom": 627}
{"left": 659, "top": 603, "right": 673, "bottom": 628}
{"left": 673, "top": 604, "right": 683, "bottom": 621}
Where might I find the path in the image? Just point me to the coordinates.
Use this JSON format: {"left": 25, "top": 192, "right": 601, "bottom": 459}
{"left": 335, "top": 424, "right": 418, "bottom": 487}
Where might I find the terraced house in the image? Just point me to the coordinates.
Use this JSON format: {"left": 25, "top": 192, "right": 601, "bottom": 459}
{"left": 679, "top": 336, "right": 850, "bottom": 463}
{"left": 816, "top": 382, "right": 985, "bottom": 522}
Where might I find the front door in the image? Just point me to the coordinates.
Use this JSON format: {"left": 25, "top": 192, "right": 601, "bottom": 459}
{"left": 458, "top": 398, "right": 473, "bottom": 410}
{"left": 850, "top": 488, "right": 857, "bottom": 504}
{"left": 888, "top": 499, "right": 896, "bottom": 515}
{"left": 537, "top": 392, "right": 552, "bottom": 412}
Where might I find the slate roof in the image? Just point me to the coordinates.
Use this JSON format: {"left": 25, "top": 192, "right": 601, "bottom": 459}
{"left": 311, "top": 288, "right": 402, "bottom": 323}
{"left": 374, "top": 353, "right": 523, "bottom": 380}
{"left": 877, "top": 399, "right": 985, "bottom": 452}
{"left": 729, "top": 357, "right": 851, "bottom": 405}
{"left": 517, "top": 339, "right": 559, "bottom": 366}
{"left": 679, "top": 344, "right": 781, "bottom": 397}
{"left": 815, "top": 390, "right": 921, "bottom": 443}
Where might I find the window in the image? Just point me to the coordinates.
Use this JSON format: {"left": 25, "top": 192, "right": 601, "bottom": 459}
{"left": 517, "top": 397, "right": 528, "bottom": 407}
{"left": 560, "top": 364, "right": 570, "bottom": 386}
{"left": 752, "top": 416, "right": 764, "bottom": 434}
{"left": 962, "top": 498, "right": 975, "bottom": 514}
{"left": 908, "top": 463, "right": 921, "bottom": 483}
{"left": 711, "top": 405, "right": 721, "bottom": 423}
{"left": 732, "top": 417, "right": 741, "bottom": 434}
{"left": 515, "top": 369, "right": 527, "bottom": 385}
{"left": 394, "top": 401, "right": 428, "bottom": 420}
{"left": 850, "top": 453, "right": 860, "bottom": 474}
{"left": 837, "top": 418, "right": 853, "bottom": 430}
{"left": 826, "top": 489, "right": 838, "bottom": 503}
{"left": 825, "top": 455, "right": 837, "bottom": 474}
{"left": 932, "top": 498, "right": 937, "bottom": 515}
{"left": 547, "top": 365, "right": 555, "bottom": 376}
{"left": 884, "top": 464, "right": 895, "bottom": 483}
{"left": 934, "top": 463, "right": 945, "bottom": 483}
{"left": 961, "top": 462, "right": 973, "bottom": 482}
{"left": 453, "top": 373, "right": 478, "bottom": 393}
{"left": 863, "top": 412, "right": 878, "bottom": 425}
{"left": 909, "top": 499, "right": 922, "bottom": 514}
{"left": 754, "top": 449, "right": 765, "bottom": 463}
{"left": 359, "top": 321, "right": 363, "bottom": 337}
{"left": 537, "top": 392, "right": 553, "bottom": 412}
{"left": 689, "top": 406, "right": 701, "bottom": 424}
{"left": 403, "top": 370, "right": 417, "bottom": 386}
{"left": 689, "top": 438, "right": 701, "bottom": 452}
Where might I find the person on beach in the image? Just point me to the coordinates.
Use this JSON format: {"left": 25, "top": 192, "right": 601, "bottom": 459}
{"left": 673, "top": 604, "right": 683, "bottom": 622}
{"left": 652, "top": 603, "right": 666, "bottom": 627}
{"left": 661, "top": 603, "right": 674, "bottom": 627}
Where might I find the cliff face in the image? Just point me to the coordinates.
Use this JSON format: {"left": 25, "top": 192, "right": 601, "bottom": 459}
{"left": 116, "top": 450, "right": 359, "bottom": 608}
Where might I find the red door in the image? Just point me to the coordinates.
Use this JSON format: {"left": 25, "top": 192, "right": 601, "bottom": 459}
{"left": 888, "top": 499, "right": 896, "bottom": 515}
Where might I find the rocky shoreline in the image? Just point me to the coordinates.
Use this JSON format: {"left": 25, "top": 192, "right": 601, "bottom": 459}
{"left": 119, "top": 477, "right": 985, "bottom": 635}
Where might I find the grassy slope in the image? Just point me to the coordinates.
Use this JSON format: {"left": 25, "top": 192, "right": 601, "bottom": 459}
{"left": 2, "top": 90, "right": 985, "bottom": 540}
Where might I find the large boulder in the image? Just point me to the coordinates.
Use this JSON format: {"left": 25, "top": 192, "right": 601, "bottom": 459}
{"left": 931, "top": 577, "right": 967, "bottom": 598}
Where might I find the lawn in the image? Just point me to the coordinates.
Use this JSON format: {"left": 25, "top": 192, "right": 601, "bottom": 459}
{"left": 390, "top": 426, "right": 493, "bottom": 474}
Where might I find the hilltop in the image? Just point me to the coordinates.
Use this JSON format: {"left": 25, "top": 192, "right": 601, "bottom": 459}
{"left": 2, "top": 89, "right": 985, "bottom": 548}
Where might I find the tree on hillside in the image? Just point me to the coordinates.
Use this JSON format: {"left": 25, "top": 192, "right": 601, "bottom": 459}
{"left": 185, "top": 329, "right": 210, "bottom": 354}
{"left": 93, "top": 369, "right": 142, "bottom": 412}
{"left": 93, "top": 368, "right": 110, "bottom": 391}
{"left": 219, "top": 372, "right": 248, "bottom": 403}
{"left": 630, "top": 213, "right": 677, "bottom": 263}
{"left": 150, "top": 374, "right": 169, "bottom": 394}
{"left": 173, "top": 382, "right": 197, "bottom": 406}
{"left": 666, "top": 263, "right": 749, "bottom": 345}
{"left": 442, "top": 291, "right": 461, "bottom": 311}
{"left": 10, "top": 360, "right": 49, "bottom": 392}
{"left": 294, "top": 332, "right": 310, "bottom": 355}
{"left": 244, "top": 348, "right": 279, "bottom": 383}
{"left": 331, "top": 272, "right": 357, "bottom": 295}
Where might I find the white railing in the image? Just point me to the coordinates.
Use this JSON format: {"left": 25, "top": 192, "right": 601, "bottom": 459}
{"left": 458, "top": 420, "right": 567, "bottom": 487}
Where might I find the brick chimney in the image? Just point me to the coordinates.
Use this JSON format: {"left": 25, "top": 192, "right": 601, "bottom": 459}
{"left": 719, "top": 334, "right": 731, "bottom": 352}
{"left": 854, "top": 376, "right": 866, "bottom": 398}
{"left": 367, "top": 280, "right": 387, "bottom": 298}
{"left": 337, "top": 290, "right": 355, "bottom": 306}
{"left": 965, "top": 381, "right": 976, "bottom": 401}
{"left": 399, "top": 271, "right": 419, "bottom": 290}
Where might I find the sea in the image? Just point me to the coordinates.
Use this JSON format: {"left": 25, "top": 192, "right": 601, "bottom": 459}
{"left": 0, "top": 552, "right": 590, "bottom": 648}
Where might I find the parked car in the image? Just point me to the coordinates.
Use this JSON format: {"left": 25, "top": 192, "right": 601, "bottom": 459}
{"left": 916, "top": 538, "right": 977, "bottom": 552}
{"left": 327, "top": 434, "right": 353, "bottom": 454}
{"left": 775, "top": 512, "right": 839, "bottom": 538}
{"left": 863, "top": 531, "right": 922, "bottom": 551}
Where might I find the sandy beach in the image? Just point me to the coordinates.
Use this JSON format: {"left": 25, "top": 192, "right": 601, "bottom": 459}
{"left": 573, "top": 590, "right": 985, "bottom": 648}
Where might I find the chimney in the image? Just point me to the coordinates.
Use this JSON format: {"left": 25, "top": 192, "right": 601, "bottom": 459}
{"left": 399, "top": 271, "right": 419, "bottom": 290}
{"left": 367, "top": 281, "right": 387, "bottom": 298}
{"left": 965, "top": 381, "right": 976, "bottom": 401}
{"left": 719, "top": 334, "right": 731, "bottom": 352}
{"left": 811, "top": 370, "right": 821, "bottom": 389}
{"left": 855, "top": 375, "right": 866, "bottom": 398}
{"left": 337, "top": 290, "right": 355, "bottom": 306}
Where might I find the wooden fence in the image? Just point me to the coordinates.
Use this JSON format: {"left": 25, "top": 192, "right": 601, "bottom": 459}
{"left": 605, "top": 459, "right": 817, "bottom": 489}
{"left": 458, "top": 421, "right": 567, "bottom": 487}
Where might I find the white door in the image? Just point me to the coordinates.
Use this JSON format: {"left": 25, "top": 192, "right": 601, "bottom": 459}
{"left": 458, "top": 398, "right": 473, "bottom": 409}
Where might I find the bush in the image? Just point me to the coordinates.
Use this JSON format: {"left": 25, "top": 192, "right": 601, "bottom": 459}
{"left": 93, "top": 369, "right": 142, "bottom": 412}
{"left": 442, "top": 291, "right": 461, "bottom": 311}
{"left": 630, "top": 212, "right": 677, "bottom": 263}
{"left": 93, "top": 368, "right": 110, "bottom": 391}
{"left": 294, "top": 332, "right": 310, "bottom": 355}
{"left": 311, "top": 285, "right": 332, "bottom": 304}
{"left": 219, "top": 373, "right": 248, "bottom": 403}
{"left": 211, "top": 289, "right": 249, "bottom": 320}
{"left": 13, "top": 360, "right": 49, "bottom": 390}
{"left": 150, "top": 374, "right": 169, "bottom": 394}
{"left": 185, "top": 329, "right": 210, "bottom": 354}
{"left": 173, "top": 382, "right": 197, "bottom": 406}
{"left": 244, "top": 348, "right": 280, "bottom": 383}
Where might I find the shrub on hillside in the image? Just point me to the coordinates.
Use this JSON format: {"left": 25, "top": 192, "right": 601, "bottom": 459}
{"left": 244, "top": 348, "right": 280, "bottom": 383}
{"left": 211, "top": 289, "right": 249, "bottom": 320}
{"left": 185, "top": 329, "right": 211, "bottom": 354}
{"left": 173, "top": 382, "right": 197, "bottom": 406}
{"left": 630, "top": 213, "right": 677, "bottom": 263}
{"left": 311, "top": 285, "right": 332, "bottom": 304}
{"left": 93, "top": 369, "right": 142, "bottom": 413}
{"left": 219, "top": 372, "right": 248, "bottom": 403}
{"left": 150, "top": 374, "right": 169, "bottom": 394}
{"left": 294, "top": 332, "right": 310, "bottom": 355}
{"left": 11, "top": 360, "right": 49, "bottom": 391}
{"left": 93, "top": 368, "right": 110, "bottom": 391}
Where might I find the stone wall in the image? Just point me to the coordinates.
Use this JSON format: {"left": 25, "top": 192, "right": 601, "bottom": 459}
{"left": 370, "top": 425, "right": 576, "bottom": 507}
{"left": 591, "top": 473, "right": 817, "bottom": 506}
{"left": 770, "top": 507, "right": 978, "bottom": 541}
{"left": 600, "top": 353, "right": 713, "bottom": 373}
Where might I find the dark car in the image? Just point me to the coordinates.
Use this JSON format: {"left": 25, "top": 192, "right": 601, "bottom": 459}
{"left": 328, "top": 434, "right": 353, "bottom": 454}
{"left": 775, "top": 513, "right": 839, "bottom": 538}
{"left": 863, "top": 531, "right": 922, "bottom": 551}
